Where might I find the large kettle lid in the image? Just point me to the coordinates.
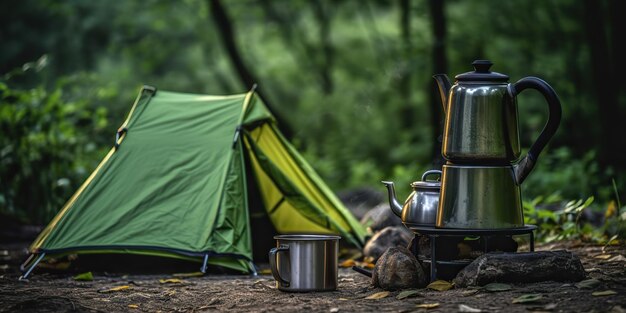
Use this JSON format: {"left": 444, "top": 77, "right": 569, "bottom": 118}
{"left": 455, "top": 60, "right": 509, "bottom": 82}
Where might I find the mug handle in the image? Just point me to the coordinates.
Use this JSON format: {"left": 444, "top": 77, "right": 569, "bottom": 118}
{"left": 269, "top": 244, "right": 290, "bottom": 286}
{"left": 509, "top": 77, "right": 562, "bottom": 185}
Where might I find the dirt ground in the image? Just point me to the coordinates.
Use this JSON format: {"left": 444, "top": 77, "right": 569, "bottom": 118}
{"left": 1, "top": 241, "right": 625, "bottom": 313}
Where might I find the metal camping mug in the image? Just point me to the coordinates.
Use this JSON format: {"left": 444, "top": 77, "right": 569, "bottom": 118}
{"left": 269, "top": 234, "right": 340, "bottom": 292}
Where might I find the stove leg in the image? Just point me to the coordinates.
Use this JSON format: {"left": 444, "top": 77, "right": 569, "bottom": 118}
{"left": 530, "top": 231, "right": 535, "bottom": 252}
{"left": 430, "top": 235, "right": 437, "bottom": 282}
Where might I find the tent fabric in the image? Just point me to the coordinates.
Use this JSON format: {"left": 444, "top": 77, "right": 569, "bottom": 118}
{"left": 28, "top": 86, "right": 366, "bottom": 273}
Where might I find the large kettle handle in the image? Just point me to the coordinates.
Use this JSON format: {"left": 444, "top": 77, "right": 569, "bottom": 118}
{"left": 509, "top": 77, "right": 562, "bottom": 185}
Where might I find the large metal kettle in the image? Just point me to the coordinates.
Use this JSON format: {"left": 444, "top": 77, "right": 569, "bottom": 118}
{"left": 433, "top": 60, "right": 562, "bottom": 229}
{"left": 433, "top": 59, "right": 561, "bottom": 185}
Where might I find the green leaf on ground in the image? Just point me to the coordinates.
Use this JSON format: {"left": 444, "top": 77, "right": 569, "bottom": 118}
{"left": 512, "top": 294, "right": 543, "bottom": 304}
{"left": 396, "top": 290, "right": 419, "bottom": 300}
{"left": 73, "top": 272, "right": 93, "bottom": 281}
{"left": 575, "top": 278, "right": 601, "bottom": 289}
{"left": 592, "top": 290, "right": 617, "bottom": 297}
{"left": 483, "top": 283, "right": 512, "bottom": 292}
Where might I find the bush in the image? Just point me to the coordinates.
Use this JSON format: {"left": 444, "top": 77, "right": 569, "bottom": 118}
{"left": 0, "top": 68, "right": 109, "bottom": 224}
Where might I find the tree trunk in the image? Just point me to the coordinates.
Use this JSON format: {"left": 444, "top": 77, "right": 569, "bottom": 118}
{"left": 398, "top": 0, "right": 413, "bottom": 134}
{"left": 209, "top": 0, "right": 293, "bottom": 138}
{"left": 311, "top": 0, "right": 334, "bottom": 94}
{"left": 583, "top": 0, "right": 624, "bottom": 171}
{"left": 428, "top": 0, "right": 447, "bottom": 168}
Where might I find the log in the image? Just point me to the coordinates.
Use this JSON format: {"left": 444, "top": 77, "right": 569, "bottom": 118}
{"left": 453, "top": 250, "right": 586, "bottom": 287}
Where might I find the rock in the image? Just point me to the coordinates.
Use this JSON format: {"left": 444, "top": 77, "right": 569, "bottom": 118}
{"left": 363, "top": 226, "right": 413, "bottom": 262}
{"left": 453, "top": 250, "right": 586, "bottom": 287}
{"left": 360, "top": 203, "right": 403, "bottom": 234}
{"left": 372, "top": 246, "right": 427, "bottom": 290}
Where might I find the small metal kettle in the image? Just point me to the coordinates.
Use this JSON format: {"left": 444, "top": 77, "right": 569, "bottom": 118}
{"left": 433, "top": 60, "right": 561, "bottom": 184}
{"left": 382, "top": 170, "right": 441, "bottom": 226}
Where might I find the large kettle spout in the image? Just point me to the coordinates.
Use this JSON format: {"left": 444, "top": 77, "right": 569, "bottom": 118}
{"left": 433, "top": 74, "right": 452, "bottom": 114}
{"left": 381, "top": 181, "right": 403, "bottom": 217}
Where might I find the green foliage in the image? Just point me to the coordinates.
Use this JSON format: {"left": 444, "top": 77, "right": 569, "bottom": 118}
{"left": 524, "top": 195, "right": 626, "bottom": 244}
{"left": 0, "top": 66, "right": 109, "bottom": 224}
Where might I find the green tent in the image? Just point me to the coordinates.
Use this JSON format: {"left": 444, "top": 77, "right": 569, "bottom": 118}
{"left": 22, "top": 86, "right": 366, "bottom": 277}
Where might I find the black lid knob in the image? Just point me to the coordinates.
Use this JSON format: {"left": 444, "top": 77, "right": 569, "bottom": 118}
{"left": 472, "top": 60, "right": 493, "bottom": 73}
{"left": 455, "top": 59, "right": 508, "bottom": 82}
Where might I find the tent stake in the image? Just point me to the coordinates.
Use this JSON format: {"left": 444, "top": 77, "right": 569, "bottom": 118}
{"left": 200, "top": 253, "right": 209, "bottom": 273}
{"left": 19, "top": 253, "right": 45, "bottom": 280}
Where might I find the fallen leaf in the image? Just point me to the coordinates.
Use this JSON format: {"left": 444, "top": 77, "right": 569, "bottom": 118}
{"left": 363, "top": 256, "right": 375, "bottom": 264}
{"left": 575, "top": 278, "right": 601, "bottom": 289}
{"left": 164, "top": 290, "right": 176, "bottom": 296}
{"left": 128, "top": 304, "right": 139, "bottom": 309}
{"left": 330, "top": 308, "right": 339, "bottom": 313}
{"left": 159, "top": 278, "right": 183, "bottom": 284}
{"left": 416, "top": 303, "right": 439, "bottom": 309}
{"left": 483, "top": 283, "right": 512, "bottom": 292}
{"left": 258, "top": 269, "right": 272, "bottom": 275}
{"left": 172, "top": 272, "right": 204, "bottom": 278}
{"left": 607, "top": 255, "right": 626, "bottom": 262}
{"left": 592, "top": 290, "right": 618, "bottom": 297}
{"left": 427, "top": 280, "right": 453, "bottom": 291}
{"left": 458, "top": 304, "right": 482, "bottom": 312}
{"left": 339, "top": 259, "right": 356, "bottom": 268}
{"left": 99, "top": 285, "right": 131, "bottom": 293}
{"left": 511, "top": 294, "right": 542, "bottom": 304}
{"left": 363, "top": 262, "right": 375, "bottom": 269}
{"left": 338, "top": 298, "right": 348, "bottom": 301}
{"left": 73, "top": 272, "right": 93, "bottom": 281}
{"left": 365, "top": 291, "right": 390, "bottom": 299}
{"left": 594, "top": 254, "right": 612, "bottom": 260}
{"left": 462, "top": 289, "right": 480, "bottom": 297}
{"left": 396, "top": 290, "right": 419, "bottom": 300}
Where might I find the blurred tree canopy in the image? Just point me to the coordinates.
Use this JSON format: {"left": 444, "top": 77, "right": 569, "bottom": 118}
{"left": 0, "top": 0, "right": 624, "bottom": 225}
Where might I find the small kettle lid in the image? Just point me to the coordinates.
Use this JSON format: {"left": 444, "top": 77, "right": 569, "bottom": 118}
{"left": 455, "top": 60, "right": 509, "bottom": 82}
{"left": 410, "top": 180, "right": 440, "bottom": 190}
{"left": 410, "top": 169, "right": 441, "bottom": 190}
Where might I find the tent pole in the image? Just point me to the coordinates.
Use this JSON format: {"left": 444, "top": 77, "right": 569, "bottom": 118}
{"left": 200, "top": 253, "right": 209, "bottom": 274}
{"left": 19, "top": 253, "right": 35, "bottom": 272}
{"left": 19, "top": 253, "right": 45, "bottom": 280}
{"left": 248, "top": 261, "right": 258, "bottom": 276}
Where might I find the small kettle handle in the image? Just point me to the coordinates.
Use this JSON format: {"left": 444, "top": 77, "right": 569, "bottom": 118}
{"left": 509, "top": 77, "right": 562, "bottom": 184}
{"left": 421, "top": 170, "right": 442, "bottom": 182}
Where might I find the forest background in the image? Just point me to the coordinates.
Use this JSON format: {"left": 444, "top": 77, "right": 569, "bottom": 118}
{"left": 1, "top": 0, "right": 624, "bottom": 242}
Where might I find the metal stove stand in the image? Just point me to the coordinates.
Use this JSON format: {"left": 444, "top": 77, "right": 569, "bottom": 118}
{"left": 407, "top": 224, "right": 537, "bottom": 282}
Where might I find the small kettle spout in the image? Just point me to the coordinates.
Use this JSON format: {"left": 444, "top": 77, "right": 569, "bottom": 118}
{"left": 381, "top": 181, "right": 403, "bottom": 217}
{"left": 433, "top": 74, "right": 452, "bottom": 114}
